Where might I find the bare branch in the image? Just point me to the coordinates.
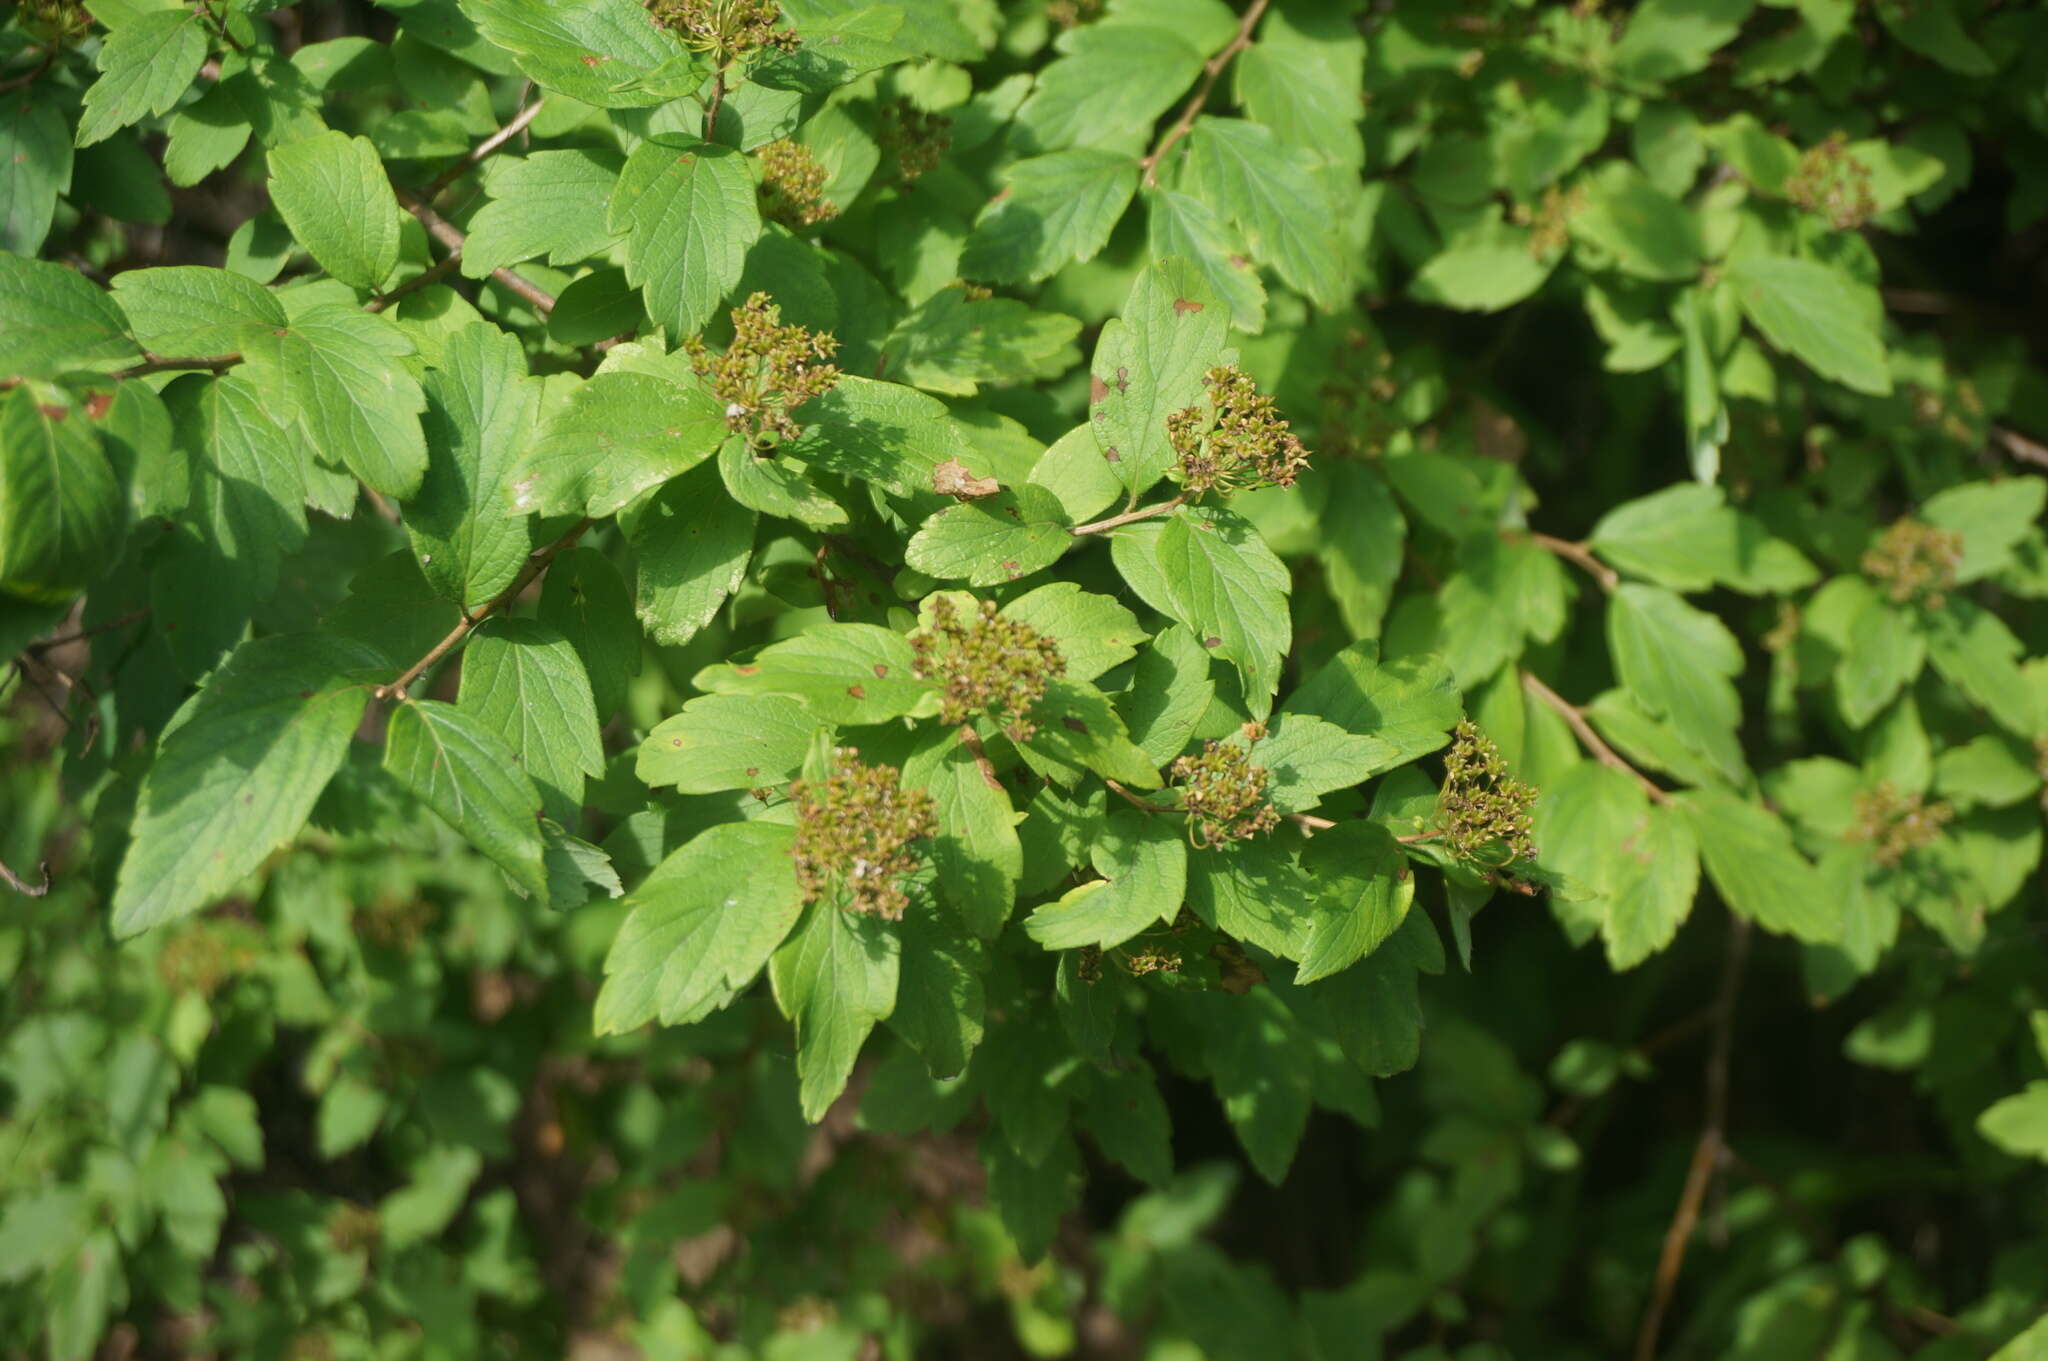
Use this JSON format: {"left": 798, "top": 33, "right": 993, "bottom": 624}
{"left": 1070, "top": 495, "right": 1186, "bottom": 537}
{"left": 1520, "top": 671, "right": 1670, "bottom": 805}
{"left": 1520, "top": 531, "right": 1619, "bottom": 593}
{"left": 1139, "top": 0, "right": 1272, "bottom": 187}
{"left": 0, "top": 856, "right": 50, "bottom": 897}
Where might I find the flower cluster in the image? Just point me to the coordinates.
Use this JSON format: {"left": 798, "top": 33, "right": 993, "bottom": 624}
{"left": 1787, "top": 133, "right": 1877, "bottom": 231}
{"left": 1045, "top": 0, "right": 1104, "bottom": 27}
{"left": 755, "top": 139, "right": 838, "bottom": 228}
{"left": 651, "top": 0, "right": 799, "bottom": 58}
{"left": 876, "top": 98, "right": 952, "bottom": 186}
{"left": 1437, "top": 720, "right": 1538, "bottom": 869}
{"left": 790, "top": 752, "right": 938, "bottom": 920}
{"left": 1861, "top": 518, "right": 1964, "bottom": 609}
{"left": 684, "top": 292, "right": 840, "bottom": 449}
{"left": 1169, "top": 365, "right": 1311, "bottom": 495}
{"left": 18, "top": 0, "right": 91, "bottom": 43}
{"left": 909, "top": 596, "right": 1065, "bottom": 741}
{"left": 1170, "top": 728, "right": 1281, "bottom": 848}
{"left": 1515, "top": 182, "right": 1586, "bottom": 257}
{"left": 1850, "top": 784, "right": 1953, "bottom": 868}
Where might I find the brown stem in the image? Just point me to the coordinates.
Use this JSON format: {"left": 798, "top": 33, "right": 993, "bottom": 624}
{"left": 110, "top": 352, "right": 242, "bottom": 381}
{"left": 0, "top": 48, "right": 52, "bottom": 94}
{"left": 199, "top": 0, "right": 246, "bottom": 53}
{"left": 1139, "top": 0, "right": 1271, "bottom": 187}
{"left": 1105, "top": 780, "right": 1172, "bottom": 815}
{"left": 366, "top": 250, "right": 465, "bottom": 314}
{"left": 957, "top": 725, "right": 1002, "bottom": 791}
{"left": 0, "top": 855, "right": 49, "bottom": 897}
{"left": 1634, "top": 916, "right": 1751, "bottom": 1361}
{"left": 375, "top": 519, "right": 593, "bottom": 700}
{"left": 1070, "top": 495, "right": 1186, "bottom": 537}
{"left": 1994, "top": 426, "right": 2048, "bottom": 471}
{"left": 24, "top": 610, "right": 148, "bottom": 657}
{"left": 1520, "top": 671, "right": 1669, "bottom": 805}
{"left": 1522, "top": 531, "right": 1619, "bottom": 593}
{"left": 704, "top": 70, "right": 728, "bottom": 141}
{"left": 1288, "top": 812, "right": 1336, "bottom": 832}
{"left": 395, "top": 189, "right": 557, "bottom": 315}
{"left": 423, "top": 98, "right": 545, "bottom": 200}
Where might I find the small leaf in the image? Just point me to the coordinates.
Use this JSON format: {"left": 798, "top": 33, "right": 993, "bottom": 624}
{"left": 638, "top": 694, "right": 823, "bottom": 794}
{"left": 770, "top": 900, "right": 901, "bottom": 1121}
{"left": 1025, "top": 808, "right": 1187, "bottom": 950}
{"left": 266, "top": 131, "right": 405, "bottom": 291}
{"left": 384, "top": 698, "right": 548, "bottom": 900}
{"left": 905, "top": 483, "right": 1070, "bottom": 586}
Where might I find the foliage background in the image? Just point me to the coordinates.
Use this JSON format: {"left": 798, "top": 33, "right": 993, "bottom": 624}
{"left": 3, "top": 0, "right": 2048, "bottom": 1359}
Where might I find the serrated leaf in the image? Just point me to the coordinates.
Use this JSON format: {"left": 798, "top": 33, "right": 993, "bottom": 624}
{"left": 1570, "top": 161, "right": 1702, "bottom": 282}
{"left": 786, "top": 375, "right": 971, "bottom": 499}
{"left": 1250, "top": 714, "right": 1386, "bottom": 815}
{"left": 512, "top": 371, "right": 725, "bottom": 517}
{"left": 905, "top": 483, "right": 1070, "bottom": 586}
{"left": 241, "top": 303, "right": 429, "bottom": 497}
{"left": 1018, "top": 678, "right": 1162, "bottom": 789}
{"left": 1120, "top": 623, "right": 1216, "bottom": 766}
{"left": 770, "top": 899, "right": 900, "bottom": 1121}
{"left": 1188, "top": 835, "right": 1313, "bottom": 960}
{"left": 458, "top": 619, "right": 604, "bottom": 825}
{"left": 1979, "top": 1083, "right": 2048, "bottom": 1162}
{"left": 76, "top": 8, "right": 209, "bottom": 148}
{"left": 1920, "top": 478, "right": 2046, "bottom": 585}
{"left": 465, "top": 150, "right": 625, "bottom": 279}
{"left": 1000, "top": 581, "right": 1145, "bottom": 683}
{"left": 902, "top": 728, "right": 1022, "bottom": 939}
{"left": 596, "top": 821, "right": 804, "bottom": 1032}
{"left": 625, "top": 461, "right": 756, "bottom": 646}
{"left": 0, "top": 387, "right": 122, "bottom": 603}
{"left": 1089, "top": 256, "right": 1230, "bottom": 494}
{"left": 1296, "top": 822, "right": 1412, "bottom": 984}
{"left": 1014, "top": 22, "right": 1202, "bottom": 153}
{"left": 1834, "top": 581, "right": 1924, "bottom": 728}
{"left": 1589, "top": 483, "right": 1817, "bottom": 594}
{"left": 1679, "top": 789, "right": 1836, "bottom": 942}
{"left": 1614, "top": 0, "right": 1755, "bottom": 83}
{"left": 1724, "top": 254, "right": 1890, "bottom": 396}
{"left": 0, "top": 98, "right": 70, "bottom": 255}
{"left": 881, "top": 287, "right": 1081, "bottom": 397}
{"left": 384, "top": 698, "right": 548, "bottom": 899}
{"left": 1921, "top": 598, "right": 2036, "bottom": 738}
{"left": 111, "top": 634, "right": 384, "bottom": 937}
{"left": 266, "top": 131, "right": 404, "bottom": 290}
{"left": 458, "top": 0, "right": 682, "bottom": 107}
{"left": 888, "top": 904, "right": 986, "bottom": 1077}
{"left": 609, "top": 136, "right": 760, "bottom": 336}
{"left": 1608, "top": 583, "right": 1746, "bottom": 784}
{"left": 0, "top": 251, "right": 140, "bottom": 378}
{"left": 751, "top": 4, "right": 912, "bottom": 92}
{"left": 1286, "top": 641, "right": 1461, "bottom": 775}
{"left": 1184, "top": 117, "right": 1346, "bottom": 309}
{"left": 695, "top": 622, "right": 928, "bottom": 725}
{"left": 639, "top": 693, "right": 822, "bottom": 794}
{"left": 959, "top": 149, "right": 1138, "bottom": 285}
{"left": 1145, "top": 190, "right": 1267, "bottom": 333}
{"left": 1154, "top": 506, "right": 1291, "bottom": 714}
{"left": 1025, "top": 808, "right": 1186, "bottom": 950}
{"left": 405, "top": 322, "right": 538, "bottom": 610}
{"left": 1537, "top": 764, "right": 1699, "bottom": 969}
{"left": 108, "top": 265, "right": 286, "bottom": 355}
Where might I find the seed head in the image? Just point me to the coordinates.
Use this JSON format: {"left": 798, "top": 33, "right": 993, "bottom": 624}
{"left": 909, "top": 596, "right": 1065, "bottom": 741}
{"left": 1849, "top": 783, "right": 1953, "bottom": 868}
{"left": 1437, "top": 720, "right": 1538, "bottom": 869}
{"left": 1861, "top": 518, "right": 1964, "bottom": 609}
{"left": 791, "top": 751, "right": 937, "bottom": 920}
{"left": 18, "top": 0, "right": 91, "bottom": 43}
{"left": 1787, "top": 133, "right": 1877, "bottom": 232}
{"left": 755, "top": 139, "right": 838, "bottom": 228}
{"left": 683, "top": 292, "right": 840, "bottom": 449}
{"left": 876, "top": 98, "right": 952, "bottom": 186}
{"left": 1170, "top": 364, "right": 1311, "bottom": 496}
{"left": 1170, "top": 729, "right": 1280, "bottom": 849}
{"left": 651, "top": 0, "right": 800, "bottom": 58}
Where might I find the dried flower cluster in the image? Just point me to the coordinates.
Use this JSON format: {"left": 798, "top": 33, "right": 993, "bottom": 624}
{"left": 1861, "top": 518, "right": 1964, "bottom": 608}
{"left": 1170, "top": 729, "right": 1280, "bottom": 848}
{"left": 1045, "top": 0, "right": 1104, "bottom": 28}
{"left": 651, "top": 0, "right": 799, "bottom": 58}
{"left": 1787, "top": 133, "right": 1877, "bottom": 231}
{"left": 1516, "top": 182, "right": 1586, "bottom": 258}
{"left": 18, "top": 0, "right": 91, "bottom": 43}
{"left": 909, "top": 596, "right": 1065, "bottom": 741}
{"left": 1850, "top": 783, "right": 1954, "bottom": 868}
{"left": 1169, "top": 365, "right": 1311, "bottom": 495}
{"left": 755, "top": 139, "right": 837, "bottom": 228}
{"left": 790, "top": 752, "right": 937, "bottom": 920}
{"left": 1437, "top": 720, "right": 1538, "bottom": 869}
{"left": 684, "top": 292, "right": 840, "bottom": 449}
{"left": 876, "top": 99, "right": 952, "bottom": 185}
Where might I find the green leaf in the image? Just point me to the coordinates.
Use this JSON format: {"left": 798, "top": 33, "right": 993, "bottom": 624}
{"left": 1570, "top": 161, "right": 1703, "bottom": 282}
{"left": 1029, "top": 421, "right": 1122, "bottom": 524}
{"left": 536, "top": 545, "right": 640, "bottom": 721}
{"left": 1978, "top": 1083, "right": 2048, "bottom": 1161}
{"left": 0, "top": 251, "right": 140, "bottom": 378}
{"left": 787, "top": 375, "right": 972, "bottom": 499}
{"left": 1089, "top": 256, "right": 1230, "bottom": 495}
{"left": 640, "top": 693, "right": 821, "bottom": 794}
{"left": 1724, "top": 254, "right": 1890, "bottom": 396}
{"left": 625, "top": 461, "right": 757, "bottom": 646}
{"left": 1297, "top": 822, "right": 1412, "bottom": 985}
{"left": 1613, "top": 0, "right": 1756, "bottom": 83}
{"left": 959, "top": 149, "right": 1139, "bottom": 285}
{"left": 880, "top": 287, "right": 1082, "bottom": 396}
{"left": 1250, "top": 714, "right": 1387, "bottom": 815}
{"left": 1409, "top": 214, "right": 1556, "bottom": 312}
{"left": 1233, "top": 4, "right": 1366, "bottom": 168}
{"left": 464, "top": 150, "right": 625, "bottom": 279}
{"left": 0, "top": 97, "right": 70, "bottom": 255}
{"left": 1120, "top": 624, "right": 1216, "bottom": 767}
{"left": 458, "top": 619, "right": 604, "bottom": 825}
{"left": 596, "top": 821, "right": 804, "bottom": 1032}
{"left": 514, "top": 371, "right": 725, "bottom": 518}
{"left": 1014, "top": 22, "right": 1203, "bottom": 153}
{"left": 887, "top": 905, "right": 986, "bottom": 1078}
{"left": 1679, "top": 789, "right": 1836, "bottom": 942}
{"left": 1146, "top": 190, "right": 1267, "bottom": 333}
{"left": 1286, "top": 641, "right": 1461, "bottom": 775}
{"left": 1188, "top": 835, "right": 1314, "bottom": 961}
{"left": 1608, "top": 583, "right": 1746, "bottom": 784}
{"left": 1877, "top": 0, "right": 1994, "bottom": 77}
{"left": 76, "top": 7, "right": 209, "bottom": 148}
{"left": 695, "top": 622, "right": 929, "bottom": 725}
{"left": 107, "top": 265, "right": 286, "bottom": 355}
{"left": 1920, "top": 477, "right": 2046, "bottom": 585}
{"left": 406, "top": 322, "right": 539, "bottom": 610}
{"left": 383, "top": 698, "right": 548, "bottom": 899}
{"left": 750, "top": 4, "right": 913, "bottom": 92}
{"left": 458, "top": 0, "right": 684, "bottom": 107}
{"left": 1025, "top": 808, "right": 1186, "bottom": 950}
{"left": 902, "top": 729, "right": 1023, "bottom": 939}
{"left": 770, "top": 899, "right": 901, "bottom": 1121}
{"left": 265, "top": 131, "right": 405, "bottom": 291}
{"left": 1154, "top": 506, "right": 1291, "bottom": 714}
{"left": 241, "top": 303, "right": 429, "bottom": 498}
{"left": 1184, "top": 117, "right": 1347, "bottom": 309}
{"left": 1537, "top": 764, "right": 1699, "bottom": 969}
{"left": 982, "top": 1128, "right": 1080, "bottom": 1265}
{"left": 905, "top": 483, "right": 1070, "bottom": 586}
{"left": 609, "top": 136, "right": 760, "bottom": 337}
{"left": 1921, "top": 599, "right": 2036, "bottom": 738}
{"left": 1018, "top": 678, "right": 1162, "bottom": 790}
{"left": 1000, "top": 581, "right": 1145, "bottom": 683}
{"left": 0, "top": 387, "right": 122, "bottom": 602}
{"left": 111, "top": 635, "right": 383, "bottom": 937}
{"left": 316, "top": 1076, "right": 388, "bottom": 1159}
{"left": 380, "top": 1146, "right": 481, "bottom": 1249}
{"left": 1589, "top": 483, "right": 1817, "bottom": 594}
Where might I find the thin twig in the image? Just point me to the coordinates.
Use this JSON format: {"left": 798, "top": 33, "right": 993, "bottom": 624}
{"left": 198, "top": 0, "right": 246, "bottom": 53}
{"left": 1070, "top": 495, "right": 1185, "bottom": 537}
{"left": 366, "top": 250, "right": 465, "bottom": 314}
{"left": 0, "top": 856, "right": 49, "bottom": 897}
{"left": 1289, "top": 812, "right": 1336, "bottom": 831}
{"left": 394, "top": 189, "right": 556, "bottom": 315}
{"left": 1635, "top": 916, "right": 1751, "bottom": 1361}
{"left": 110, "top": 352, "right": 242, "bottom": 381}
{"left": 0, "top": 48, "right": 53, "bottom": 94}
{"left": 1522, "top": 531, "right": 1619, "bottom": 593}
{"left": 1139, "top": 0, "right": 1271, "bottom": 187}
{"left": 375, "top": 519, "right": 593, "bottom": 700}
{"left": 423, "top": 98, "right": 545, "bottom": 200}
{"left": 24, "top": 610, "right": 148, "bottom": 657}
{"left": 704, "top": 70, "right": 728, "bottom": 141}
{"left": 1104, "top": 780, "right": 1172, "bottom": 815}
{"left": 1520, "top": 672, "right": 1669, "bottom": 805}
{"left": 1993, "top": 426, "right": 2048, "bottom": 471}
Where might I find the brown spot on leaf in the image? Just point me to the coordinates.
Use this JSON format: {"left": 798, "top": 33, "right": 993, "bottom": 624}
{"left": 1172, "top": 297, "right": 1205, "bottom": 316}
{"left": 580, "top": 54, "right": 608, "bottom": 67}
{"left": 873, "top": 663, "right": 889, "bottom": 677}
{"left": 38, "top": 405, "right": 65, "bottom": 421}
{"left": 1102, "top": 445, "right": 1121, "bottom": 462}
{"left": 1061, "top": 716, "right": 1087, "bottom": 734}
{"left": 1090, "top": 375, "right": 1110, "bottom": 404}
{"left": 847, "top": 684, "right": 866, "bottom": 699}
{"left": 746, "top": 767, "right": 760, "bottom": 777}
{"left": 1203, "top": 635, "right": 1222, "bottom": 649}
{"left": 932, "top": 458, "right": 999, "bottom": 499}
{"left": 1114, "top": 366, "right": 1129, "bottom": 392}
{"left": 1002, "top": 560, "right": 1019, "bottom": 576}
{"left": 734, "top": 664, "right": 759, "bottom": 676}
{"left": 85, "top": 392, "right": 113, "bottom": 420}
